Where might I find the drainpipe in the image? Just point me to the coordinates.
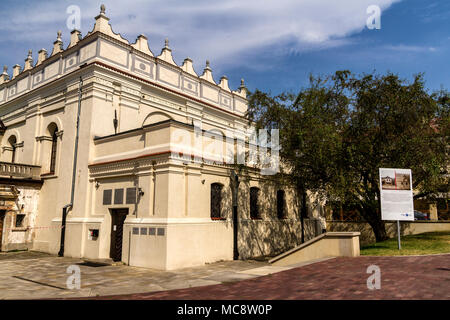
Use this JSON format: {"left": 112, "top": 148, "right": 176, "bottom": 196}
{"left": 58, "top": 76, "right": 83, "bottom": 257}
{"left": 230, "top": 170, "right": 240, "bottom": 260}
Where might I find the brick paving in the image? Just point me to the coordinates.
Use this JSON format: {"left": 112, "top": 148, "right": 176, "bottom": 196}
{"left": 0, "top": 251, "right": 269, "bottom": 299}
{"left": 91, "top": 254, "right": 450, "bottom": 300}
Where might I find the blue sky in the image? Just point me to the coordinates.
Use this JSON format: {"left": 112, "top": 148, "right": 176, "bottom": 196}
{"left": 0, "top": 0, "right": 448, "bottom": 95}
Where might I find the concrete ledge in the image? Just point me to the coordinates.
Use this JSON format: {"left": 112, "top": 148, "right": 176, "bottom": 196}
{"left": 269, "top": 232, "right": 360, "bottom": 267}
{"left": 328, "top": 220, "right": 450, "bottom": 245}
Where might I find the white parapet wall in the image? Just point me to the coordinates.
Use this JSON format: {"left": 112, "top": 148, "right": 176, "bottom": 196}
{"left": 269, "top": 232, "right": 361, "bottom": 267}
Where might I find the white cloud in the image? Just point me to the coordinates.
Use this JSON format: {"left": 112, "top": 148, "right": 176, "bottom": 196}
{"left": 385, "top": 44, "right": 438, "bottom": 52}
{"left": 0, "top": 0, "right": 401, "bottom": 73}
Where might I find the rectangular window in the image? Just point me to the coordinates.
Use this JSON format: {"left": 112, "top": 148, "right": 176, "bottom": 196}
{"left": 149, "top": 228, "right": 156, "bottom": 235}
{"left": 157, "top": 228, "right": 165, "bottom": 236}
{"left": 103, "top": 189, "right": 112, "bottom": 205}
{"left": 210, "top": 183, "right": 223, "bottom": 219}
{"left": 250, "top": 187, "right": 260, "bottom": 219}
{"left": 132, "top": 227, "right": 139, "bottom": 235}
{"left": 15, "top": 214, "right": 25, "bottom": 228}
{"left": 126, "top": 188, "right": 137, "bottom": 204}
{"left": 277, "top": 190, "right": 286, "bottom": 219}
{"left": 114, "top": 189, "right": 124, "bottom": 204}
{"left": 140, "top": 227, "right": 147, "bottom": 235}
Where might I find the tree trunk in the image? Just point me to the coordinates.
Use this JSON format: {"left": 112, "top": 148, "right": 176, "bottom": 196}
{"left": 296, "top": 184, "right": 307, "bottom": 243}
{"left": 301, "top": 189, "right": 307, "bottom": 243}
{"left": 362, "top": 207, "right": 389, "bottom": 242}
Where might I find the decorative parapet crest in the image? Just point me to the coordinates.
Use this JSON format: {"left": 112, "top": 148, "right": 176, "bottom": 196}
{"left": 0, "top": 4, "right": 248, "bottom": 114}
{"left": 23, "top": 50, "right": 33, "bottom": 71}
{"left": 233, "top": 79, "right": 248, "bottom": 98}
{"left": 132, "top": 34, "right": 153, "bottom": 57}
{"left": 36, "top": 49, "right": 47, "bottom": 66}
{"left": 219, "top": 76, "right": 231, "bottom": 92}
{"left": 51, "top": 31, "right": 63, "bottom": 56}
{"left": 68, "top": 30, "right": 82, "bottom": 48}
{"left": 87, "top": 4, "right": 129, "bottom": 45}
{"left": 181, "top": 58, "right": 198, "bottom": 77}
{"left": 0, "top": 66, "right": 9, "bottom": 84}
{"left": 157, "top": 38, "right": 177, "bottom": 66}
{"left": 200, "top": 60, "right": 216, "bottom": 84}
{"left": 12, "top": 64, "right": 21, "bottom": 79}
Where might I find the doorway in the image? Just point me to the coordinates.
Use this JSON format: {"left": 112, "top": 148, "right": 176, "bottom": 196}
{"left": 109, "top": 208, "right": 128, "bottom": 262}
{"left": 0, "top": 210, "right": 5, "bottom": 252}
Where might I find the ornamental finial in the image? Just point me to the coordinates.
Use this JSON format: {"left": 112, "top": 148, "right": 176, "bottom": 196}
{"left": 100, "top": 4, "right": 106, "bottom": 14}
{"left": 165, "top": 38, "right": 169, "bottom": 48}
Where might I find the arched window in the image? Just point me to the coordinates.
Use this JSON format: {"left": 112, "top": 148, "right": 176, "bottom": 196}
{"left": 250, "top": 187, "right": 260, "bottom": 219}
{"left": 210, "top": 183, "right": 223, "bottom": 219}
{"left": 277, "top": 190, "right": 286, "bottom": 219}
{"left": 8, "top": 135, "right": 17, "bottom": 163}
{"left": 46, "top": 123, "right": 58, "bottom": 174}
{"left": 49, "top": 128, "right": 58, "bottom": 173}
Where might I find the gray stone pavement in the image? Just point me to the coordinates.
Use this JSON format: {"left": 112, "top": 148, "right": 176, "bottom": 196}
{"left": 0, "top": 250, "right": 300, "bottom": 299}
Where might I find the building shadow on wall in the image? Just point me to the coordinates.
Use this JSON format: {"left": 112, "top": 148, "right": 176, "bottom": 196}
{"left": 233, "top": 178, "right": 316, "bottom": 260}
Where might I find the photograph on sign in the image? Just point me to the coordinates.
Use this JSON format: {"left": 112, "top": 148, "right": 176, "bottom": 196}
{"left": 379, "top": 168, "right": 414, "bottom": 221}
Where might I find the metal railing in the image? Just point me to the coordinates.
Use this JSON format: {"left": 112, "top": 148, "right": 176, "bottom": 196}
{"left": 0, "top": 162, "right": 41, "bottom": 180}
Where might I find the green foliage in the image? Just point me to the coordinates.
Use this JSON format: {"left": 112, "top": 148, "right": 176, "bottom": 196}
{"left": 361, "top": 231, "right": 450, "bottom": 256}
{"left": 247, "top": 71, "right": 449, "bottom": 241}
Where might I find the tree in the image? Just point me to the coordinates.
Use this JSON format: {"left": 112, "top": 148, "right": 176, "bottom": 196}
{"left": 247, "top": 71, "right": 449, "bottom": 242}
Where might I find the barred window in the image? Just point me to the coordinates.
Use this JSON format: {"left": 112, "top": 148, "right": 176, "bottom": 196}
{"left": 250, "top": 187, "right": 260, "bottom": 219}
{"left": 210, "top": 183, "right": 223, "bottom": 219}
{"left": 277, "top": 190, "right": 286, "bottom": 219}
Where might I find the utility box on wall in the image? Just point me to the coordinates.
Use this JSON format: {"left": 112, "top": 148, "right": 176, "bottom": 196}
{"left": 88, "top": 229, "right": 99, "bottom": 240}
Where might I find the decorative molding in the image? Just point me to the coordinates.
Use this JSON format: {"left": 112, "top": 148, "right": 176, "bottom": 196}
{"left": 35, "top": 136, "right": 53, "bottom": 142}
{"left": 0, "top": 7, "right": 248, "bottom": 117}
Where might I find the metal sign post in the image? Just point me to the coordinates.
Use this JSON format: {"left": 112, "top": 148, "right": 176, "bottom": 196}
{"left": 379, "top": 168, "right": 414, "bottom": 250}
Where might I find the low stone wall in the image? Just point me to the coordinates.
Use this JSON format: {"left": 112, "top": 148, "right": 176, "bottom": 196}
{"left": 327, "top": 220, "right": 450, "bottom": 245}
{"left": 270, "top": 232, "right": 361, "bottom": 267}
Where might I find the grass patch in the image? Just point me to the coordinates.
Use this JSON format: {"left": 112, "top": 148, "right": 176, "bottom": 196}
{"left": 361, "top": 231, "right": 450, "bottom": 256}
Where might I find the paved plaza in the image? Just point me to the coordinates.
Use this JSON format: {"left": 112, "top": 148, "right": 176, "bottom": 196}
{"left": 96, "top": 254, "right": 450, "bottom": 300}
{"left": 0, "top": 251, "right": 290, "bottom": 299}
{"left": 0, "top": 251, "right": 448, "bottom": 300}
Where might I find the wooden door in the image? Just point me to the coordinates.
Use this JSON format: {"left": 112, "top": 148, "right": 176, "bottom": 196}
{"left": 109, "top": 209, "right": 128, "bottom": 261}
{"left": 0, "top": 210, "right": 5, "bottom": 252}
